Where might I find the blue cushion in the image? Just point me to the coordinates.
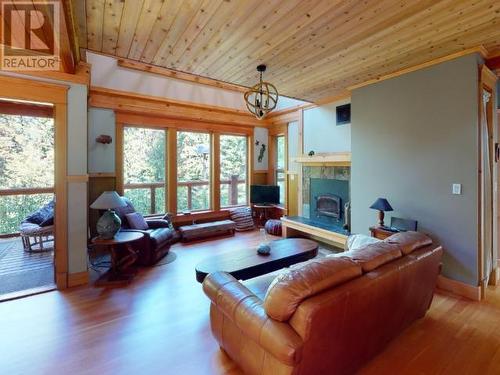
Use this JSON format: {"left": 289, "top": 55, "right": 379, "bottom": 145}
{"left": 25, "top": 200, "right": 54, "bottom": 226}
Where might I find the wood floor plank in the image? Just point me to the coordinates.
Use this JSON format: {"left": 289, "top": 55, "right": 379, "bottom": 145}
{"left": 0, "top": 231, "right": 499, "bottom": 374}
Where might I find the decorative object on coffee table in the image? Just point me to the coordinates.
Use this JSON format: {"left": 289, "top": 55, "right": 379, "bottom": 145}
{"left": 92, "top": 231, "right": 144, "bottom": 285}
{"left": 90, "top": 191, "right": 127, "bottom": 239}
{"left": 369, "top": 197, "right": 393, "bottom": 227}
{"left": 195, "top": 238, "right": 318, "bottom": 283}
{"left": 257, "top": 228, "right": 271, "bottom": 255}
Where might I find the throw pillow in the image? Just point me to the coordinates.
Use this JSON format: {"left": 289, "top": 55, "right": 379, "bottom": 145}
{"left": 25, "top": 199, "right": 54, "bottom": 225}
{"left": 345, "top": 234, "right": 381, "bottom": 251}
{"left": 230, "top": 207, "right": 255, "bottom": 232}
{"left": 126, "top": 212, "right": 149, "bottom": 230}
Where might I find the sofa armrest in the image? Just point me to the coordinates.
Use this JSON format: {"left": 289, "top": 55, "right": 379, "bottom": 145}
{"left": 146, "top": 219, "right": 171, "bottom": 229}
{"left": 203, "top": 272, "right": 303, "bottom": 366}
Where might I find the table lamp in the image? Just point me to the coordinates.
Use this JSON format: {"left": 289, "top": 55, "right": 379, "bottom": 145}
{"left": 90, "top": 191, "right": 127, "bottom": 239}
{"left": 369, "top": 198, "right": 393, "bottom": 227}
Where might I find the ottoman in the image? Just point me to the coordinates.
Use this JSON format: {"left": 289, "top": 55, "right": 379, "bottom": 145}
{"left": 264, "top": 219, "right": 282, "bottom": 236}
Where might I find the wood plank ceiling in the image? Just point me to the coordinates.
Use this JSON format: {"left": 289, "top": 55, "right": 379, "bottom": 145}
{"left": 74, "top": 0, "right": 500, "bottom": 102}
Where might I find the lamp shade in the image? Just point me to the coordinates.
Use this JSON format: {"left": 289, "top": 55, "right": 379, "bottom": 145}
{"left": 369, "top": 198, "right": 393, "bottom": 212}
{"left": 90, "top": 191, "right": 126, "bottom": 210}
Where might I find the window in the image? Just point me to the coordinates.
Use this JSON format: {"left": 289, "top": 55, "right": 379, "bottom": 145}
{"left": 177, "top": 131, "right": 211, "bottom": 212}
{"left": 123, "top": 127, "right": 166, "bottom": 215}
{"left": 220, "top": 135, "right": 248, "bottom": 207}
{"left": 276, "top": 135, "right": 286, "bottom": 206}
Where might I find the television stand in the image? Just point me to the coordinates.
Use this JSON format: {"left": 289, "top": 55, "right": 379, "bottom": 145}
{"left": 251, "top": 204, "right": 279, "bottom": 227}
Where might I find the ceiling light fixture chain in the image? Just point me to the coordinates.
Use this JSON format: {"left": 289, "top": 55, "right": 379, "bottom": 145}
{"left": 244, "top": 64, "right": 279, "bottom": 120}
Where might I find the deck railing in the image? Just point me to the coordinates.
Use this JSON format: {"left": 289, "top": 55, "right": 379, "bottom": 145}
{"left": 124, "top": 175, "right": 245, "bottom": 214}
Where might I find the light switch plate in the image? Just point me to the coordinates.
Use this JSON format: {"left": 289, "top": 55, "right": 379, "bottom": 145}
{"left": 452, "top": 183, "right": 462, "bottom": 195}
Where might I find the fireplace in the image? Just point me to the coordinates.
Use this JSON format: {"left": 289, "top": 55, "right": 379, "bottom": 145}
{"left": 315, "top": 194, "right": 341, "bottom": 219}
{"left": 307, "top": 176, "right": 349, "bottom": 228}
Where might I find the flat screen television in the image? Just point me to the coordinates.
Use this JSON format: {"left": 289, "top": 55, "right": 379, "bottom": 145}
{"left": 250, "top": 185, "right": 280, "bottom": 205}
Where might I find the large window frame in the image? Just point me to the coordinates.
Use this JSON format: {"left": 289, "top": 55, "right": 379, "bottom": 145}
{"left": 268, "top": 124, "right": 288, "bottom": 208}
{"left": 116, "top": 116, "right": 252, "bottom": 216}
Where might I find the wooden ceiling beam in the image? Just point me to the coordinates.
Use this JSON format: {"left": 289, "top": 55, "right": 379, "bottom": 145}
{"left": 89, "top": 86, "right": 267, "bottom": 127}
{"left": 117, "top": 58, "right": 248, "bottom": 93}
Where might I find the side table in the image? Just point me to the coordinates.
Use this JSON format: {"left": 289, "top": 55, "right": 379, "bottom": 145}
{"left": 91, "top": 231, "right": 144, "bottom": 286}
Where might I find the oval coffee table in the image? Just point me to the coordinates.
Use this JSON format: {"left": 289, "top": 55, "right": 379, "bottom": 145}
{"left": 195, "top": 238, "right": 318, "bottom": 283}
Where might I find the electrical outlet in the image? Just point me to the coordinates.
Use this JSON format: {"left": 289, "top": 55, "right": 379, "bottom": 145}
{"left": 452, "top": 183, "right": 462, "bottom": 195}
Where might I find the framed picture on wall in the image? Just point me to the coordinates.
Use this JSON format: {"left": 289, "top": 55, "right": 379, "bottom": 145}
{"left": 336, "top": 104, "right": 351, "bottom": 125}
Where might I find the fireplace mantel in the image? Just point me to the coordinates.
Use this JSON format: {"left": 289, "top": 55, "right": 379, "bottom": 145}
{"left": 292, "top": 152, "right": 351, "bottom": 166}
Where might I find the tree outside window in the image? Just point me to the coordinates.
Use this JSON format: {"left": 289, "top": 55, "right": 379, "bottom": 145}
{"left": 123, "top": 127, "right": 166, "bottom": 215}
{"left": 220, "top": 135, "right": 247, "bottom": 207}
{"left": 276, "top": 135, "right": 286, "bottom": 206}
{"left": 177, "top": 131, "right": 211, "bottom": 212}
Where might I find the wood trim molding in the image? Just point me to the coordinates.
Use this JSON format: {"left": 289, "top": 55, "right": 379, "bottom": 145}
{"left": 115, "top": 123, "right": 124, "bottom": 195}
{"left": 117, "top": 58, "right": 248, "bottom": 93}
{"left": 348, "top": 46, "right": 489, "bottom": 91}
{"left": 437, "top": 275, "right": 482, "bottom": 301}
{"left": 90, "top": 86, "right": 263, "bottom": 127}
{"left": 89, "top": 173, "right": 116, "bottom": 178}
{"left": 167, "top": 129, "right": 177, "bottom": 214}
{"left": 68, "top": 271, "right": 89, "bottom": 288}
{"left": 66, "top": 175, "right": 89, "bottom": 183}
{"left": 212, "top": 133, "right": 221, "bottom": 211}
{"left": 115, "top": 112, "right": 253, "bottom": 135}
{"left": 0, "top": 74, "right": 68, "bottom": 103}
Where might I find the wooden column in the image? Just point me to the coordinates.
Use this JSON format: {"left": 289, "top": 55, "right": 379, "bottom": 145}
{"left": 167, "top": 129, "right": 177, "bottom": 214}
{"left": 297, "top": 109, "right": 304, "bottom": 216}
{"left": 212, "top": 133, "right": 221, "bottom": 211}
{"left": 115, "top": 123, "right": 124, "bottom": 195}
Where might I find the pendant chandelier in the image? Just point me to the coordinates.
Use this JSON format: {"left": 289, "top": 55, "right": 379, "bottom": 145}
{"left": 244, "top": 64, "right": 279, "bottom": 120}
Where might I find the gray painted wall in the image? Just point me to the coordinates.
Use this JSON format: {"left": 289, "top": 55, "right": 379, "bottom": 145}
{"left": 303, "top": 98, "right": 351, "bottom": 153}
{"left": 88, "top": 108, "right": 116, "bottom": 174}
{"left": 351, "top": 54, "right": 480, "bottom": 286}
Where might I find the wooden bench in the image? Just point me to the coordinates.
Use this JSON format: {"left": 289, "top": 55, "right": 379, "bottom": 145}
{"left": 179, "top": 220, "right": 236, "bottom": 242}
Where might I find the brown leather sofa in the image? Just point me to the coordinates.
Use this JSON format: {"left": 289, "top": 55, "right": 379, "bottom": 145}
{"left": 203, "top": 232, "right": 442, "bottom": 375}
{"left": 115, "top": 197, "right": 179, "bottom": 266}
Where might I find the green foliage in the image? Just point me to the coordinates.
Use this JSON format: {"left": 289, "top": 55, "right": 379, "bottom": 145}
{"left": 0, "top": 114, "right": 54, "bottom": 188}
{"left": 0, "top": 114, "right": 54, "bottom": 234}
{"left": 177, "top": 132, "right": 211, "bottom": 211}
{"left": 220, "top": 135, "right": 247, "bottom": 207}
{"left": 124, "top": 127, "right": 165, "bottom": 184}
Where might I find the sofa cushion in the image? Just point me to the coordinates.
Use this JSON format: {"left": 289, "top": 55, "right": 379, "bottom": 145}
{"left": 385, "top": 231, "right": 432, "bottom": 255}
{"left": 343, "top": 242, "right": 402, "bottom": 272}
{"left": 126, "top": 212, "right": 149, "bottom": 230}
{"left": 263, "top": 257, "right": 362, "bottom": 322}
{"left": 148, "top": 228, "right": 174, "bottom": 247}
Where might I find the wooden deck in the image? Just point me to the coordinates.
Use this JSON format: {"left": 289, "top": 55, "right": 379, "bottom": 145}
{"left": 0, "top": 237, "right": 54, "bottom": 299}
{"left": 0, "top": 231, "right": 499, "bottom": 374}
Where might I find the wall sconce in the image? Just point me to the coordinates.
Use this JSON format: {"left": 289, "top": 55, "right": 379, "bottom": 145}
{"left": 96, "top": 134, "right": 112, "bottom": 144}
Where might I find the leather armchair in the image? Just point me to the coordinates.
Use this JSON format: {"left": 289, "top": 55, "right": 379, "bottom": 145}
{"left": 115, "top": 197, "right": 179, "bottom": 266}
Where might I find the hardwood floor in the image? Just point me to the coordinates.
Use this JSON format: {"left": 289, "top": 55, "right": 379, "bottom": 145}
{"left": 0, "top": 231, "right": 499, "bottom": 375}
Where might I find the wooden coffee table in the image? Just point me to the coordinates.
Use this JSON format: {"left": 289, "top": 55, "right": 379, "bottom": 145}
{"left": 195, "top": 238, "right": 318, "bottom": 283}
